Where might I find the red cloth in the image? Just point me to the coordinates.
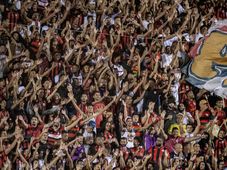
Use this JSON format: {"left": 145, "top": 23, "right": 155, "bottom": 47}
{"left": 93, "top": 102, "right": 105, "bottom": 129}
{"left": 130, "top": 146, "right": 145, "bottom": 158}
{"left": 47, "top": 126, "right": 64, "bottom": 145}
{"left": 215, "top": 109, "right": 226, "bottom": 125}
{"left": 164, "top": 136, "right": 185, "bottom": 153}
{"left": 104, "top": 130, "right": 113, "bottom": 141}
{"left": 148, "top": 146, "right": 166, "bottom": 164}
{"left": 133, "top": 123, "right": 142, "bottom": 137}
{"left": 7, "top": 11, "right": 19, "bottom": 31}
{"left": 120, "top": 146, "right": 130, "bottom": 160}
{"left": 186, "top": 99, "right": 196, "bottom": 114}
{"left": 26, "top": 124, "right": 44, "bottom": 138}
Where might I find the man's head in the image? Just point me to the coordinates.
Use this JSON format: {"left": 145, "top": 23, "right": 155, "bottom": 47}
{"left": 174, "top": 143, "right": 183, "bottom": 154}
{"left": 218, "top": 130, "right": 225, "bottom": 139}
{"left": 156, "top": 137, "right": 163, "bottom": 147}
{"left": 77, "top": 133, "right": 84, "bottom": 144}
{"left": 199, "top": 99, "right": 208, "bottom": 109}
{"left": 127, "top": 24, "right": 135, "bottom": 34}
{"left": 186, "top": 124, "right": 194, "bottom": 133}
{"left": 93, "top": 91, "right": 101, "bottom": 101}
{"left": 172, "top": 127, "right": 179, "bottom": 137}
{"left": 31, "top": 116, "right": 39, "bottom": 127}
{"left": 0, "top": 100, "right": 6, "bottom": 110}
{"left": 81, "top": 93, "right": 88, "bottom": 103}
{"left": 187, "top": 90, "right": 195, "bottom": 99}
{"left": 43, "top": 80, "right": 52, "bottom": 90}
{"left": 193, "top": 143, "right": 201, "bottom": 154}
{"left": 125, "top": 95, "right": 133, "bottom": 105}
{"left": 216, "top": 99, "right": 223, "bottom": 109}
{"left": 105, "top": 122, "right": 111, "bottom": 131}
{"left": 40, "top": 132, "right": 48, "bottom": 143}
{"left": 126, "top": 117, "right": 133, "bottom": 127}
{"left": 114, "top": 16, "right": 121, "bottom": 27}
{"left": 167, "top": 97, "right": 176, "bottom": 110}
{"left": 132, "top": 114, "right": 140, "bottom": 123}
{"left": 87, "top": 104, "right": 94, "bottom": 114}
{"left": 120, "top": 137, "right": 127, "bottom": 147}
{"left": 149, "top": 126, "right": 156, "bottom": 135}
{"left": 53, "top": 118, "right": 61, "bottom": 131}
{"left": 178, "top": 103, "right": 185, "bottom": 112}
{"left": 32, "top": 12, "right": 40, "bottom": 21}
{"left": 133, "top": 137, "right": 141, "bottom": 147}
{"left": 218, "top": 160, "right": 225, "bottom": 170}
{"left": 93, "top": 163, "right": 101, "bottom": 170}
{"left": 71, "top": 64, "right": 80, "bottom": 74}
{"left": 62, "top": 131, "right": 69, "bottom": 142}
{"left": 75, "top": 160, "right": 84, "bottom": 170}
{"left": 87, "top": 15, "right": 94, "bottom": 24}
{"left": 0, "top": 45, "right": 6, "bottom": 54}
{"left": 148, "top": 101, "right": 155, "bottom": 110}
{"left": 95, "top": 136, "right": 103, "bottom": 146}
{"left": 176, "top": 113, "right": 183, "bottom": 124}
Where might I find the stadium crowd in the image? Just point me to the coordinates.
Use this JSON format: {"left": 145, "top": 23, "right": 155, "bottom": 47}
{"left": 0, "top": 0, "right": 227, "bottom": 169}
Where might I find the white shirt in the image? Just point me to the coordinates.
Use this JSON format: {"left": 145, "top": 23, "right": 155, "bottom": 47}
{"left": 171, "top": 82, "right": 180, "bottom": 105}
{"left": 195, "top": 32, "right": 204, "bottom": 43}
{"left": 113, "top": 64, "right": 124, "bottom": 77}
{"left": 177, "top": 4, "right": 185, "bottom": 14}
{"left": 121, "top": 129, "right": 136, "bottom": 148}
{"left": 161, "top": 53, "right": 173, "bottom": 68}
{"left": 142, "top": 20, "right": 149, "bottom": 30}
{"left": 102, "top": 12, "right": 121, "bottom": 25}
{"left": 84, "top": 11, "right": 97, "bottom": 26}
{"left": 164, "top": 33, "right": 190, "bottom": 47}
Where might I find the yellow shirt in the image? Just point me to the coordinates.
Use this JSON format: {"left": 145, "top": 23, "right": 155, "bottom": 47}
{"left": 168, "top": 123, "right": 186, "bottom": 136}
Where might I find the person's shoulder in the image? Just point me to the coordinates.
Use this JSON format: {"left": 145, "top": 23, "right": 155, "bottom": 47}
{"left": 167, "top": 135, "right": 176, "bottom": 140}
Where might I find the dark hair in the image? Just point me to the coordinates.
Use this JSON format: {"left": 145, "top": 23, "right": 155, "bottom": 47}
{"left": 172, "top": 127, "right": 179, "bottom": 132}
{"left": 186, "top": 123, "right": 194, "bottom": 127}
{"left": 134, "top": 136, "right": 141, "bottom": 143}
{"left": 11, "top": 31, "right": 36, "bottom": 59}
{"left": 196, "top": 161, "right": 209, "bottom": 170}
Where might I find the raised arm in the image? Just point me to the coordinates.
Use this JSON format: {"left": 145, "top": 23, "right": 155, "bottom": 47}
{"left": 82, "top": 97, "right": 116, "bottom": 124}
{"left": 18, "top": 115, "right": 29, "bottom": 129}
{"left": 184, "top": 135, "right": 204, "bottom": 143}
{"left": 40, "top": 7, "right": 61, "bottom": 24}
{"left": 68, "top": 92, "right": 86, "bottom": 117}
{"left": 65, "top": 116, "right": 83, "bottom": 131}
{"left": 160, "top": 111, "right": 168, "bottom": 140}
{"left": 46, "top": 75, "right": 68, "bottom": 101}
{"left": 5, "top": 136, "right": 20, "bottom": 155}
{"left": 192, "top": 110, "right": 201, "bottom": 136}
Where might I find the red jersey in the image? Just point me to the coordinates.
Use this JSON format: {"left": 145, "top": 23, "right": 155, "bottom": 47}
{"left": 130, "top": 146, "right": 145, "bottom": 158}
{"left": 215, "top": 109, "right": 226, "bottom": 125}
{"left": 120, "top": 146, "right": 130, "bottom": 160}
{"left": 93, "top": 102, "right": 105, "bottom": 129}
{"left": 199, "top": 110, "right": 212, "bottom": 129}
{"left": 186, "top": 99, "right": 196, "bottom": 114}
{"left": 48, "top": 126, "right": 64, "bottom": 146}
{"left": 104, "top": 130, "right": 114, "bottom": 141}
{"left": 133, "top": 123, "right": 142, "bottom": 137}
{"left": 148, "top": 146, "right": 166, "bottom": 164}
{"left": 164, "top": 136, "right": 185, "bottom": 153}
{"left": 78, "top": 103, "right": 88, "bottom": 116}
{"left": 26, "top": 124, "right": 44, "bottom": 138}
